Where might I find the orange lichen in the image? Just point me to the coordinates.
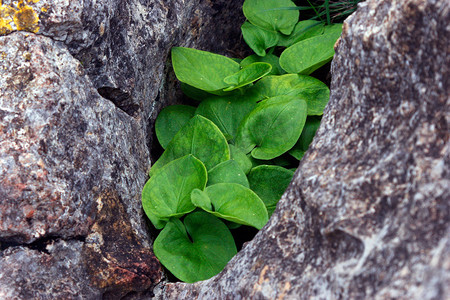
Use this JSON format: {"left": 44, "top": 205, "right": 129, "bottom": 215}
{"left": 0, "top": 0, "right": 40, "bottom": 35}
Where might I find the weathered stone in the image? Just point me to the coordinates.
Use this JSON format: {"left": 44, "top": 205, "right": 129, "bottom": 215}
{"left": 158, "top": 0, "right": 449, "bottom": 298}
{"left": 0, "top": 241, "right": 100, "bottom": 299}
{"left": 0, "top": 0, "right": 246, "bottom": 297}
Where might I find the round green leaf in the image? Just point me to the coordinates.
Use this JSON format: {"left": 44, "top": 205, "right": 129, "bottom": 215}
{"left": 289, "top": 116, "right": 321, "bottom": 160}
{"left": 195, "top": 95, "right": 257, "bottom": 141}
{"left": 241, "top": 21, "right": 279, "bottom": 56}
{"left": 207, "top": 160, "right": 249, "bottom": 188}
{"left": 243, "top": 0, "right": 299, "bottom": 35}
{"left": 247, "top": 165, "right": 294, "bottom": 214}
{"left": 153, "top": 212, "right": 237, "bottom": 283}
{"left": 150, "top": 115, "right": 229, "bottom": 176}
{"left": 223, "top": 62, "right": 272, "bottom": 91}
{"left": 235, "top": 95, "right": 308, "bottom": 160}
{"left": 247, "top": 74, "right": 330, "bottom": 115}
{"left": 142, "top": 155, "right": 207, "bottom": 229}
{"left": 277, "top": 20, "right": 324, "bottom": 47}
{"left": 279, "top": 30, "right": 342, "bottom": 74}
{"left": 191, "top": 183, "right": 268, "bottom": 229}
{"left": 229, "top": 144, "right": 252, "bottom": 174}
{"left": 155, "top": 105, "right": 196, "bottom": 149}
{"left": 241, "top": 54, "right": 285, "bottom": 76}
{"left": 171, "top": 47, "right": 240, "bottom": 92}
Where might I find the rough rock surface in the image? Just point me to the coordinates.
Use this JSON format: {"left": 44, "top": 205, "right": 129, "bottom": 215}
{"left": 158, "top": 0, "right": 449, "bottom": 299}
{"left": 0, "top": 0, "right": 245, "bottom": 298}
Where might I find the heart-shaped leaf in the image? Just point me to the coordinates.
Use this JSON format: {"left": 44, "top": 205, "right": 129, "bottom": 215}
{"left": 289, "top": 116, "right": 321, "bottom": 160}
{"left": 155, "top": 105, "right": 196, "bottom": 149}
{"left": 150, "top": 115, "right": 229, "bottom": 176}
{"left": 229, "top": 144, "right": 252, "bottom": 174}
{"left": 243, "top": 0, "right": 299, "bottom": 35}
{"left": 172, "top": 47, "right": 240, "bottom": 92}
{"left": 247, "top": 165, "right": 294, "bottom": 216}
{"left": 191, "top": 183, "right": 268, "bottom": 229}
{"left": 279, "top": 29, "right": 342, "bottom": 74}
{"left": 247, "top": 74, "right": 330, "bottom": 115}
{"left": 223, "top": 62, "right": 272, "bottom": 91}
{"left": 195, "top": 95, "right": 257, "bottom": 141}
{"left": 142, "top": 155, "right": 207, "bottom": 229}
{"left": 207, "top": 160, "right": 249, "bottom": 188}
{"left": 153, "top": 212, "right": 237, "bottom": 283}
{"left": 241, "top": 21, "right": 279, "bottom": 56}
{"left": 277, "top": 20, "right": 324, "bottom": 47}
{"left": 240, "top": 54, "right": 285, "bottom": 76}
{"left": 235, "top": 95, "right": 307, "bottom": 160}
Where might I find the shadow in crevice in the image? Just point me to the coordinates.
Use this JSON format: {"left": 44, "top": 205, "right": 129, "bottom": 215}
{"left": 98, "top": 87, "right": 140, "bottom": 117}
{"left": 0, "top": 235, "right": 86, "bottom": 255}
{"left": 323, "top": 229, "right": 364, "bottom": 262}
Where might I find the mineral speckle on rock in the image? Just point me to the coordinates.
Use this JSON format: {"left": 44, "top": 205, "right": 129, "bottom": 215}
{"left": 158, "top": 0, "right": 449, "bottom": 299}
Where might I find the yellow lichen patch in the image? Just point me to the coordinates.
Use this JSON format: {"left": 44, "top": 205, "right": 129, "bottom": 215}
{"left": 0, "top": 1, "right": 15, "bottom": 35}
{"left": 13, "top": 0, "right": 39, "bottom": 33}
{"left": 0, "top": 0, "right": 40, "bottom": 35}
{"left": 23, "top": 51, "right": 31, "bottom": 61}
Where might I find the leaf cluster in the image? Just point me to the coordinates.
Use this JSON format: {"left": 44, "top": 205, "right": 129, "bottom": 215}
{"left": 142, "top": 0, "right": 342, "bottom": 283}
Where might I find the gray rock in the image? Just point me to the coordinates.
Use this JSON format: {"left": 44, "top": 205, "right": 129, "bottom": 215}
{"left": 0, "top": 0, "right": 246, "bottom": 297}
{"left": 0, "top": 241, "right": 100, "bottom": 299}
{"left": 158, "top": 0, "right": 449, "bottom": 299}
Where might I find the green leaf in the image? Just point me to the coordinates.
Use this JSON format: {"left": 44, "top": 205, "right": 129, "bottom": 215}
{"left": 191, "top": 183, "right": 268, "bottom": 229}
{"left": 180, "top": 83, "right": 214, "bottom": 102}
{"left": 289, "top": 116, "right": 321, "bottom": 160}
{"left": 248, "top": 153, "right": 296, "bottom": 169}
{"left": 142, "top": 155, "right": 207, "bottom": 229}
{"left": 247, "top": 74, "right": 330, "bottom": 115}
{"left": 235, "top": 95, "right": 308, "bottom": 160}
{"left": 229, "top": 144, "right": 252, "bottom": 174}
{"left": 155, "top": 105, "right": 196, "bottom": 149}
{"left": 223, "top": 62, "right": 272, "bottom": 91}
{"left": 195, "top": 95, "right": 257, "bottom": 141}
{"left": 171, "top": 47, "right": 240, "bottom": 92}
{"left": 150, "top": 115, "right": 229, "bottom": 176}
{"left": 243, "top": 0, "right": 299, "bottom": 35}
{"left": 207, "top": 160, "right": 249, "bottom": 188}
{"left": 279, "top": 30, "right": 342, "bottom": 74}
{"left": 241, "top": 21, "right": 279, "bottom": 56}
{"left": 323, "top": 23, "right": 343, "bottom": 35}
{"left": 153, "top": 212, "right": 237, "bottom": 283}
{"left": 241, "top": 54, "right": 285, "bottom": 76}
{"left": 247, "top": 165, "right": 294, "bottom": 215}
{"left": 277, "top": 20, "right": 324, "bottom": 47}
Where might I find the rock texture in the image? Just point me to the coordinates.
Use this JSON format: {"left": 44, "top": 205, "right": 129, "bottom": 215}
{"left": 158, "top": 0, "right": 450, "bottom": 299}
{"left": 0, "top": 0, "right": 245, "bottom": 298}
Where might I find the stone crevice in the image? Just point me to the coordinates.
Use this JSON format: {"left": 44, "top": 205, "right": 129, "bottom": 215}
{"left": 0, "top": 235, "right": 86, "bottom": 255}
{"left": 97, "top": 87, "right": 141, "bottom": 117}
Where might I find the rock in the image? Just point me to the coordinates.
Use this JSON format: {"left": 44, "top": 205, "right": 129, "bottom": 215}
{"left": 158, "top": 0, "right": 449, "bottom": 299}
{"left": 0, "top": 0, "right": 246, "bottom": 298}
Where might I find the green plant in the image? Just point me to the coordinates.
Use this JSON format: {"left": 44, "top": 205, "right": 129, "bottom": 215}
{"left": 142, "top": 0, "right": 342, "bottom": 283}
